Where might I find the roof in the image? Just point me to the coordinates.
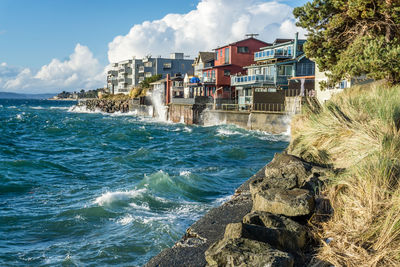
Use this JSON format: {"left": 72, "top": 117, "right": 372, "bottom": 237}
{"left": 197, "top": 52, "right": 215, "bottom": 63}
{"left": 274, "top": 38, "right": 293, "bottom": 44}
{"left": 260, "top": 39, "right": 307, "bottom": 50}
{"left": 149, "top": 78, "right": 167, "bottom": 85}
{"left": 213, "top": 37, "right": 270, "bottom": 50}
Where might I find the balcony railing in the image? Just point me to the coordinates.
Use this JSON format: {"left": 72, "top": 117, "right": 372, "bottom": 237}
{"left": 254, "top": 48, "right": 293, "bottom": 61}
{"left": 219, "top": 103, "right": 284, "bottom": 113}
{"left": 201, "top": 77, "right": 216, "bottom": 83}
{"left": 231, "top": 74, "right": 289, "bottom": 86}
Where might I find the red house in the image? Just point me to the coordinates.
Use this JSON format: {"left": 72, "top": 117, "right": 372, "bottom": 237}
{"left": 202, "top": 37, "right": 270, "bottom": 99}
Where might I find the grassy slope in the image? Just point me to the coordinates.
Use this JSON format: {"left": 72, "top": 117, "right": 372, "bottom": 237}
{"left": 288, "top": 81, "right": 400, "bottom": 266}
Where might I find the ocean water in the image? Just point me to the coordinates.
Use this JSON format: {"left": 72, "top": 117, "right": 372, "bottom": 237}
{"left": 0, "top": 99, "right": 288, "bottom": 266}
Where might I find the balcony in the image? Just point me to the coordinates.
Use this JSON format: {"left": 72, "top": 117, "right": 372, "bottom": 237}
{"left": 118, "top": 77, "right": 132, "bottom": 84}
{"left": 254, "top": 48, "right": 293, "bottom": 61}
{"left": 231, "top": 74, "right": 289, "bottom": 86}
{"left": 201, "top": 76, "right": 216, "bottom": 83}
{"left": 138, "top": 66, "right": 145, "bottom": 73}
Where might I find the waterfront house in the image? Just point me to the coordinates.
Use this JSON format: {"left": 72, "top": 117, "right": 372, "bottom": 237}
{"left": 314, "top": 63, "right": 374, "bottom": 104}
{"left": 193, "top": 52, "right": 215, "bottom": 78}
{"left": 202, "top": 36, "right": 270, "bottom": 100}
{"left": 230, "top": 33, "right": 315, "bottom": 110}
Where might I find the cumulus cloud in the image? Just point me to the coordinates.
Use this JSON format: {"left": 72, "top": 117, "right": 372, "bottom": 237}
{"left": 108, "top": 0, "right": 307, "bottom": 62}
{"left": 1, "top": 44, "right": 105, "bottom": 93}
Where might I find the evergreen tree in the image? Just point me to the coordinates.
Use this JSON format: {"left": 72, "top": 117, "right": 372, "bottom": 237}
{"left": 294, "top": 0, "right": 400, "bottom": 85}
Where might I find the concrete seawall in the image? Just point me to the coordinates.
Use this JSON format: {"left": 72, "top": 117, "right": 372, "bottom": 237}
{"left": 203, "top": 110, "right": 289, "bottom": 134}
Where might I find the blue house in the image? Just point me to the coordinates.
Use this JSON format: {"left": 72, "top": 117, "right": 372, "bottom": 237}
{"left": 230, "top": 33, "right": 315, "bottom": 107}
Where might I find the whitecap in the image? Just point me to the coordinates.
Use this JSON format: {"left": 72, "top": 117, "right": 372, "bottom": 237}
{"left": 129, "top": 202, "right": 150, "bottom": 211}
{"left": 94, "top": 188, "right": 146, "bottom": 206}
{"left": 30, "top": 106, "right": 44, "bottom": 110}
{"left": 179, "top": 170, "right": 191, "bottom": 176}
{"left": 183, "top": 126, "right": 192, "bottom": 133}
{"left": 217, "top": 128, "right": 243, "bottom": 136}
{"left": 117, "top": 214, "right": 134, "bottom": 225}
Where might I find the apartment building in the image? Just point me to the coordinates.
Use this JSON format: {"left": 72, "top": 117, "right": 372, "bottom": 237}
{"left": 107, "top": 53, "right": 194, "bottom": 95}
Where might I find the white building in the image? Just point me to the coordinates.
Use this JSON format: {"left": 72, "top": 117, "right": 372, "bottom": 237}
{"left": 314, "top": 64, "right": 373, "bottom": 104}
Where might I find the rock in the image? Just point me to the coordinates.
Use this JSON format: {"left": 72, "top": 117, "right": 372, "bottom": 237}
{"left": 265, "top": 153, "right": 312, "bottom": 186}
{"left": 249, "top": 153, "right": 331, "bottom": 196}
{"left": 252, "top": 188, "right": 315, "bottom": 217}
{"left": 223, "top": 221, "right": 306, "bottom": 252}
{"left": 243, "top": 211, "right": 308, "bottom": 250}
{"left": 205, "top": 238, "right": 294, "bottom": 267}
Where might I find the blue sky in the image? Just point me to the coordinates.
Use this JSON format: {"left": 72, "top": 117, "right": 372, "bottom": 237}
{"left": 0, "top": 0, "right": 309, "bottom": 93}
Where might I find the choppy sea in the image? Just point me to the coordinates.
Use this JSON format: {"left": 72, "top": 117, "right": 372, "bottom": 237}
{"left": 0, "top": 99, "right": 288, "bottom": 266}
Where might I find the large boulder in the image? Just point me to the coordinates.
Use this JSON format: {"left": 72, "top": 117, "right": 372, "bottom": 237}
{"left": 252, "top": 188, "right": 315, "bottom": 217}
{"left": 249, "top": 153, "right": 331, "bottom": 196}
{"left": 205, "top": 238, "right": 294, "bottom": 267}
{"left": 243, "top": 211, "right": 308, "bottom": 250}
{"left": 264, "top": 153, "right": 312, "bottom": 185}
{"left": 223, "top": 222, "right": 306, "bottom": 252}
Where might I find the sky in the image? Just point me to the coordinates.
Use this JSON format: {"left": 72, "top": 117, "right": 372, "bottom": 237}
{"left": 0, "top": 0, "right": 309, "bottom": 94}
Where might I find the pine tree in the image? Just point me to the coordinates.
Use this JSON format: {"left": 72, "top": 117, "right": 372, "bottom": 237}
{"left": 294, "top": 0, "right": 400, "bottom": 85}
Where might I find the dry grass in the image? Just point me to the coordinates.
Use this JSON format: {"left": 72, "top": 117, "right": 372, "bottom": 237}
{"left": 288, "top": 81, "right": 400, "bottom": 266}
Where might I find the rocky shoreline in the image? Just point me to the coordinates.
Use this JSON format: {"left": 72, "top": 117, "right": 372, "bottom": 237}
{"left": 145, "top": 152, "right": 332, "bottom": 266}
{"left": 83, "top": 99, "right": 130, "bottom": 113}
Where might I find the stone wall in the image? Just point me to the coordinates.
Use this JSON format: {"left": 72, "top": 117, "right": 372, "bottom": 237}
{"left": 84, "top": 99, "right": 130, "bottom": 113}
{"left": 203, "top": 110, "right": 289, "bottom": 134}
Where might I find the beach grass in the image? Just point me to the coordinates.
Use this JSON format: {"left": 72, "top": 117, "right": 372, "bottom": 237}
{"left": 288, "top": 81, "right": 400, "bottom": 266}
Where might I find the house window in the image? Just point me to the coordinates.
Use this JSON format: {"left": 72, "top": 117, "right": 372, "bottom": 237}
{"left": 163, "top": 63, "right": 172, "bottom": 69}
{"left": 237, "top": 46, "right": 249, "bottom": 53}
{"left": 224, "top": 69, "right": 230, "bottom": 76}
{"left": 339, "top": 80, "right": 348, "bottom": 89}
{"left": 278, "top": 65, "right": 292, "bottom": 76}
{"left": 212, "top": 70, "right": 215, "bottom": 79}
{"left": 220, "top": 50, "right": 222, "bottom": 58}
{"left": 145, "top": 72, "right": 152, "bottom": 78}
{"left": 288, "top": 46, "right": 292, "bottom": 56}
{"left": 215, "top": 51, "right": 218, "bottom": 60}
{"left": 144, "top": 62, "right": 152, "bottom": 67}
{"left": 225, "top": 48, "right": 230, "bottom": 64}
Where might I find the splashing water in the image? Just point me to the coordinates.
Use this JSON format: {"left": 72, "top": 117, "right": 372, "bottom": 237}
{"left": 148, "top": 87, "right": 168, "bottom": 121}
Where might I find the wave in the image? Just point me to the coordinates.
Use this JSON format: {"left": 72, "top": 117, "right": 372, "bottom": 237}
{"left": 67, "top": 105, "right": 139, "bottom": 117}
{"left": 216, "top": 125, "right": 290, "bottom": 142}
{"left": 179, "top": 170, "right": 191, "bottom": 176}
{"left": 68, "top": 105, "right": 99, "bottom": 114}
{"left": 117, "top": 214, "right": 134, "bottom": 225}
{"left": 94, "top": 189, "right": 146, "bottom": 206}
{"left": 30, "top": 106, "right": 44, "bottom": 110}
{"left": 8, "top": 106, "right": 17, "bottom": 109}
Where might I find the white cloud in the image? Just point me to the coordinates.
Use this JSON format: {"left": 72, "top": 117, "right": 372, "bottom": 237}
{"left": 1, "top": 44, "right": 105, "bottom": 93}
{"left": 107, "top": 0, "right": 307, "bottom": 62}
